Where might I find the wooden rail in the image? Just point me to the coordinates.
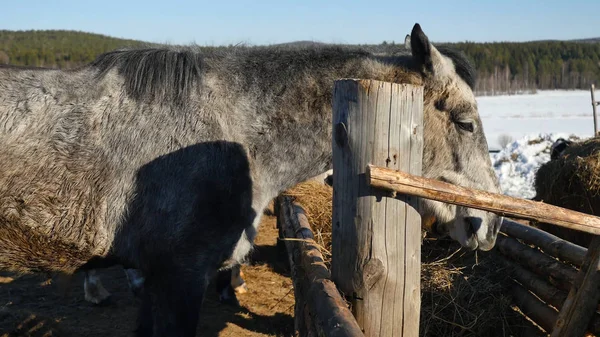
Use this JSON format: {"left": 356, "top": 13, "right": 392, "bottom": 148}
{"left": 366, "top": 164, "right": 600, "bottom": 235}
{"left": 500, "top": 219, "right": 586, "bottom": 267}
{"left": 498, "top": 228, "right": 600, "bottom": 335}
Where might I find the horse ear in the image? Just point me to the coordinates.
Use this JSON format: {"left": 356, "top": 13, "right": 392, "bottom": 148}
{"left": 404, "top": 34, "right": 411, "bottom": 50}
{"left": 410, "top": 23, "right": 434, "bottom": 74}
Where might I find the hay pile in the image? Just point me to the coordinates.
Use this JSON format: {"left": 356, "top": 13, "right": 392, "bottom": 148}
{"left": 282, "top": 180, "right": 333, "bottom": 265}
{"left": 534, "top": 136, "right": 600, "bottom": 247}
{"left": 282, "top": 180, "right": 544, "bottom": 337}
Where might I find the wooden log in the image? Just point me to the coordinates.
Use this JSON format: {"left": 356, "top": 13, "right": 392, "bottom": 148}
{"left": 366, "top": 164, "right": 600, "bottom": 236}
{"left": 332, "top": 79, "right": 423, "bottom": 337}
{"left": 511, "top": 282, "right": 558, "bottom": 334}
{"left": 551, "top": 236, "right": 600, "bottom": 337}
{"left": 498, "top": 255, "right": 568, "bottom": 310}
{"left": 496, "top": 234, "right": 578, "bottom": 292}
{"left": 277, "top": 196, "right": 365, "bottom": 337}
{"left": 501, "top": 256, "right": 600, "bottom": 335}
{"left": 277, "top": 196, "right": 311, "bottom": 336}
{"left": 592, "top": 84, "right": 598, "bottom": 136}
{"left": 501, "top": 218, "right": 587, "bottom": 267}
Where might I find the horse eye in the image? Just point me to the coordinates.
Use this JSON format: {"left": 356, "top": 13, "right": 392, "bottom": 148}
{"left": 456, "top": 121, "right": 474, "bottom": 133}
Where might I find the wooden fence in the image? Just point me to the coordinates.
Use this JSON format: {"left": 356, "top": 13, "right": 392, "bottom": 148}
{"left": 592, "top": 84, "right": 599, "bottom": 136}
{"left": 275, "top": 78, "right": 600, "bottom": 337}
{"left": 367, "top": 164, "right": 600, "bottom": 337}
{"left": 498, "top": 219, "right": 600, "bottom": 334}
{"left": 276, "top": 195, "right": 364, "bottom": 337}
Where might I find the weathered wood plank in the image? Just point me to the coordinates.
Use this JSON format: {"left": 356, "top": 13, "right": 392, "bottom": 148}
{"left": 366, "top": 165, "right": 600, "bottom": 235}
{"left": 331, "top": 79, "right": 423, "bottom": 337}
{"left": 402, "top": 82, "right": 423, "bottom": 337}
{"left": 551, "top": 236, "right": 600, "bottom": 337}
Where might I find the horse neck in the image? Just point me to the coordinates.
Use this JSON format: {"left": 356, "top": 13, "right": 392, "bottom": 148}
{"left": 250, "top": 97, "right": 333, "bottom": 197}
{"left": 232, "top": 53, "right": 418, "bottom": 201}
{"left": 248, "top": 63, "right": 371, "bottom": 196}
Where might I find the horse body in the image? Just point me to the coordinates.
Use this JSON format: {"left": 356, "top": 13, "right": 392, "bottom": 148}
{"left": 0, "top": 24, "right": 501, "bottom": 336}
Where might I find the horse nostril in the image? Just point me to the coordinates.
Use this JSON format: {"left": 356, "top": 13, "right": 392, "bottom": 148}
{"left": 465, "top": 217, "right": 481, "bottom": 237}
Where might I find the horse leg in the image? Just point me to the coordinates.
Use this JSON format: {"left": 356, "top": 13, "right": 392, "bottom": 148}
{"left": 136, "top": 264, "right": 209, "bottom": 337}
{"left": 216, "top": 263, "right": 247, "bottom": 306}
{"left": 215, "top": 267, "right": 239, "bottom": 306}
{"left": 124, "top": 268, "right": 145, "bottom": 298}
{"left": 230, "top": 264, "right": 247, "bottom": 294}
{"left": 83, "top": 269, "right": 111, "bottom": 305}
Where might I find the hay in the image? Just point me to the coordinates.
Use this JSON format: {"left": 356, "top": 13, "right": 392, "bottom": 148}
{"left": 281, "top": 180, "right": 545, "bottom": 337}
{"left": 281, "top": 180, "right": 333, "bottom": 264}
{"left": 534, "top": 136, "right": 600, "bottom": 247}
{"left": 419, "top": 239, "right": 544, "bottom": 337}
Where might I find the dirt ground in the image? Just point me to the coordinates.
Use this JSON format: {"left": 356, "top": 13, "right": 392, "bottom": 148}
{"left": 0, "top": 214, "right": 296, "bottom": 337}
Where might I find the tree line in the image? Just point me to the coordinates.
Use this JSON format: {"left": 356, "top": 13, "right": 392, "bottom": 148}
{"left": 451, "top": 41, "right": 600, "bottom": 95}
{"left": 1, "top": 30, "right": 598, "bottom": 96}
{"left": 0, "top": 30, "right": 146, "bottom": 69}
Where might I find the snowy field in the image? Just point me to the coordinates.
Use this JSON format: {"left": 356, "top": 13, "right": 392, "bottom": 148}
{"left": 478, "top": 90, "right": 594, "bottom": 151}
{"left": 479, "top": 90, "right": 595, "bottom": 199}
{"left": 489, "top": 133, "right": 580, "bottom": 199}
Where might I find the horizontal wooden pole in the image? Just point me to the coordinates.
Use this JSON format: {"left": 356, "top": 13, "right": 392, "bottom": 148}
{"left": 366, "top": 164, "right": 600, "bottom": 235}
{"left": 501, "top": 219, "right": 587, "bottom": 267}
{"left": 503, "top": 257, "right": 600, "bottom": 335}
{"left": 499, "top": 255, "right": 568, "bottom": 310}
{"left": 496, "top": 234, "right": 577, "bottom": 292}
{"left": 511, "top": 282, "right": 558, "bottom": 334}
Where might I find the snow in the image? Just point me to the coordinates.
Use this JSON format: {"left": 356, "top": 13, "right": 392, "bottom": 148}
{"left": 477, "top": 90, "right": 595, "bottom": 151}
{"left": 470, "top": 89, "right": 595, "bottom": 198}
{"left": 489, "top": 133, "right": 581, "bottom": 199}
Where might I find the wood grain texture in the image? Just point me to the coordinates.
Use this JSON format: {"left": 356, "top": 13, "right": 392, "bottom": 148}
{"left": 497, "top": 234, "right": 577, "bottom": 292}
{"left": 501, "top": 219, "right": 587, "bottom": 267}
{"left": 331, "top": 79, "right": 423, "bottom": 337}
{"left": 367, "top": 165, "right": 600, "bottom": 235}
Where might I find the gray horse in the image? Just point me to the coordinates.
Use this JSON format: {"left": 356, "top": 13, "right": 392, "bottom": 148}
{"left": 0, "top": 23, "right": 501, "bottom": 336}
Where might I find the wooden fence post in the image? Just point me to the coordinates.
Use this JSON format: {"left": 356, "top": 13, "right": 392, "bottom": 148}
{"left": 331, "top": 79, "right": 423, "bottom": 337}
{"left": 592, "top": 84, "right": 598, "bottom": 136}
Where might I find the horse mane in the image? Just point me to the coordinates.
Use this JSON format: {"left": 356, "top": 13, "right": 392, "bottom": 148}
{"left": 90, "top": 47, "right": 204, "bottom": 103}
{"left": 436, "top": 46, "right": 477, "bottom": 89}
{"left": 88, "top": 43, "right": 475, "bottom": 104}
{"left": 89, "top": 44, "right": 373, "bottom": 104}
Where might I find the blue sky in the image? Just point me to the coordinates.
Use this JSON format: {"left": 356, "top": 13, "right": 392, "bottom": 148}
{"left": 1, "top": 0, "right": 598, "bottom": 45}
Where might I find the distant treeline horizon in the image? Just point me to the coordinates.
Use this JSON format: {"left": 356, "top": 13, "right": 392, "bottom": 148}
{"left": 1, "top": 29, "right": 598, "bottom": 96}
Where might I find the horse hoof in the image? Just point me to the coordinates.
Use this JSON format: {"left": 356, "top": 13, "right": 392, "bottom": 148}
{"left": 233, "top": 282, "right": 248, "bottom": 294}
{"left": 86, "top": 294, "right": 112, "bottom": 306}
{"left": 84, "top": 282, "right": 112, "bottom": 305}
